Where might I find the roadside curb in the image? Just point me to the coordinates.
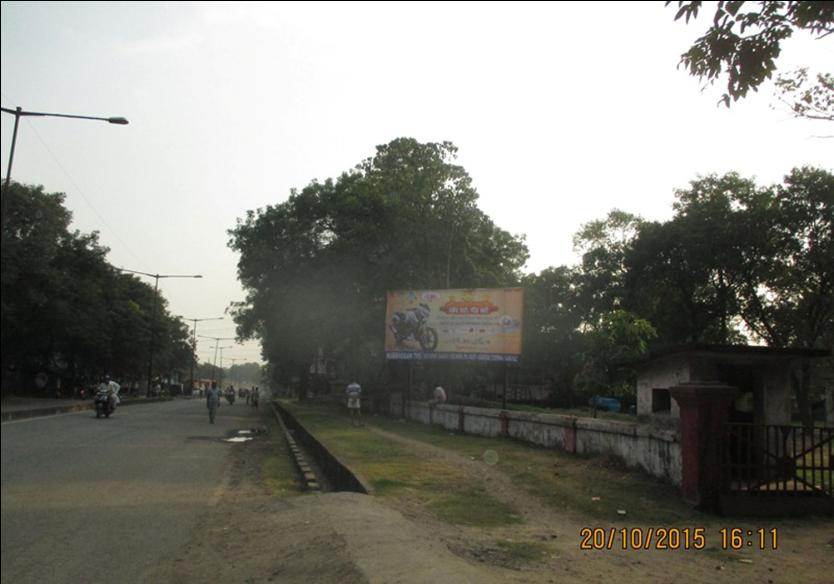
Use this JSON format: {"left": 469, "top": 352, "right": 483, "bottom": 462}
{"left": 272, "top": 401, "right": 371, "bottom": 494}
{"left": 1, "top": 397, "right": 171, "bottom": 422}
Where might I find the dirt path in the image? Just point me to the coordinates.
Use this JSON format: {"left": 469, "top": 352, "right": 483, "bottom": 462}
{"left": 149, "top": 409, "right": 833, "bottom": 584}
{"left": 150, "top": 415, "right": 512, "bottom": 584}
{"left": 364, "top": 424, "right": 834, "bottom": 584}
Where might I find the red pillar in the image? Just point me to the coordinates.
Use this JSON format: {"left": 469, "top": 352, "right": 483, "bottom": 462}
{"left": 564, "top": 417, "right": 577, "bottom": 453}
{"left": 499, "top": 410, "right": 510, "bottom": 436}
{"left": 670, "top": 382, "right": 737, "bottom": 508}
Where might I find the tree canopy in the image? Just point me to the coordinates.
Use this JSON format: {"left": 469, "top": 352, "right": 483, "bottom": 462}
{"left": 228, "top": 138, "right": 831, "bottom": 423}
{"left": 1, "top": 182, "right": 193, "bottom": 393}
{"left": 228, "top": 138, "right": 528, "bottom": 388}
{"left": 668, "top": 1, "right": 834, "bottom": 106}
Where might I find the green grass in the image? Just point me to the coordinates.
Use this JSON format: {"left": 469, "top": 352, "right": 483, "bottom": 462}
{"left": 365, "top": 413, "right": 701, "bottom": 524}
{"left": 427, "top": 487, "right": 523, "bottom": 527}
{"left": 494, "top": 540, "right": 548, "bottom": 563}
{"left": 281, "top": 400, "right": 525, "bottom": 527}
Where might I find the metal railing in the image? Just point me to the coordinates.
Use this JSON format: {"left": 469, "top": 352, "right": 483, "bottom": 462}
{"left": 721, "top": 423, "right": 833, "bottom": 497}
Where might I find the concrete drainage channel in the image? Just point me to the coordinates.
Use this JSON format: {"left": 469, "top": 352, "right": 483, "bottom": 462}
{"left": 270, "top": 404, "right": 322, "bottom": 492}
{"left": 270, "top": 402, "right": 370, "bottom": 495}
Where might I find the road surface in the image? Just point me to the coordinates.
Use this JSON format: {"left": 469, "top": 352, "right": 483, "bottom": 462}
{"left": 1, "top": 398, "right": 262, "bottom": 584}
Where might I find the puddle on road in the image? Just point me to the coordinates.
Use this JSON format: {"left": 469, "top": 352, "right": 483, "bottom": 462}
{"left": 188, "top": 428, "right": 266, "bottom": 444}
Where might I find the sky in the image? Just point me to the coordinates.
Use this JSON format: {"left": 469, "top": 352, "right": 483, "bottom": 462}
{"left": 2, "top": 1, "right": 832, "bottom": 365}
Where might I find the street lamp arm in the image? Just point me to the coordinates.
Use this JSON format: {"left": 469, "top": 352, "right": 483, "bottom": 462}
{"left": 115, "top": 267, "right": 157, "bottom": 278}
{"left": 157, "top": 274, "right": 202, "bottom": 279}
{"left": 1, "top": 107, "right": 129, "bottom": 125}
{"left": 116, "top": 268, "right": 202, "bottom": 279}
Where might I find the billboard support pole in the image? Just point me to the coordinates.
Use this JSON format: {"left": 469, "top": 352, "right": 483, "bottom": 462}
{"left": 404, "top": 360, "right": 412, "bottom": 419}
{"left": 502, "top": 363, "right": 508, "bottom": 410}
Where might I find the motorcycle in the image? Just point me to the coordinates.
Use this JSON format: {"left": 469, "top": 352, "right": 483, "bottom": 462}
{"left": 226, "top": 391, "right": 235, "bottom": 405}
{"left": 390, "top": 304, "right": 439, "bottom": 351}
{"left": 94, "top": 390, "right": 115, "bottom": 418}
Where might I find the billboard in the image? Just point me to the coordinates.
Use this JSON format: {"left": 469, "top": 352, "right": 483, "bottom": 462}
{"left": 385, "top": 288, "right": 523, "bottom": 362}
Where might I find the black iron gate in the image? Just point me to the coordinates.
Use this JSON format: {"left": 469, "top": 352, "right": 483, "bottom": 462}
{"left": 721, "top": 423, "right": 833, "bottom": 497}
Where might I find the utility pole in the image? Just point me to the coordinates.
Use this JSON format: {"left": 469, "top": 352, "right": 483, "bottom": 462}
{"left": 228, "top": 358, "right": 238, "bottom": 386}
{"left": 116, "top": 268, "right": 202, "bottom": 397}
{"left": 199, "top": 335, "right": 234, "bottom": 387}
{"left": 217, "top": 346, "right": 233, "bottom": 386}
{"left": 181, "top": 317, "right": 223, "bottom": 393}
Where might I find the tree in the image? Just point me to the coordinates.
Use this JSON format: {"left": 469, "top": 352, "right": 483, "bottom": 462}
{"left": 572, "top": 210, "right": 643, "bottom": 323}
{"left": 668, "top": 1, "right": 834, "bottom": 106}
{"left": 774, "top": 67, "right": 834, "bottom": 125}
{"left": 625, "top": 173, "right": 755, "bottom": 344}
{"left": 574, "top": 310, "right": 657, "bottom": 402}
{"left": 228, "top": 138, "right": 528, "bottom": 388}
{"left": 1, "top": 181, "right": 194, "bottom": 393}
{"left": 572, "top": 168, "right": 832, "bottom": 425}
{"left": 521, "top": 266, "right": 584, "bottom": 405}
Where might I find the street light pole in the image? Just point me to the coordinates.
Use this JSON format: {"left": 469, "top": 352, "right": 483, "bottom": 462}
{"left": 1, "top": 106, "right": 128, "bottom": 242}
{"left": 116, "top": 268, "right": 202, "bottom": 397}
{"left": 181, "top": 317, "right": 223, "bottom": 394}
{"left": 228, "top": 358, "right": 238, "bottom": 386}
{"left": 218, "top": 346, "right": 233, "bottom": 386}
{"left": 199, "top": 335, "right": 234, "bottom": 387}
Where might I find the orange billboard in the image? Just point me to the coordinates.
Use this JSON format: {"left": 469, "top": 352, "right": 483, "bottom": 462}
{"left": 385, "top": 288, "right": 523, "bottom": 362}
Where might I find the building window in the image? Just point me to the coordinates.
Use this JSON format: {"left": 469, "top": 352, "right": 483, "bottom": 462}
{"left": 652, "top": 388, "right": 671, "bottom": 413}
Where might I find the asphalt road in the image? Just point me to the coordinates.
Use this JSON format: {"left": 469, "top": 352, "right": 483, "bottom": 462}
{"left": 1, "top": 397, "right": 264, "bottom": 584}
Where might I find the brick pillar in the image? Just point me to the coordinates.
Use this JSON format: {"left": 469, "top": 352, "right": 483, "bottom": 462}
{"left": 564, "top": 417, "right": 577, "bottom": 453}
{"left": 670, "top": 382, "right": 737, "bottom": 508}
{"left": 499, "top": 410, "right": 510, "bottom": 436}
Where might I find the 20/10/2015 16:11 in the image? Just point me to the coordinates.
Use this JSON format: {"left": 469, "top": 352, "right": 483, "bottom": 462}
{"left": 720, "top": 528, "right": 778, "bottom": 550}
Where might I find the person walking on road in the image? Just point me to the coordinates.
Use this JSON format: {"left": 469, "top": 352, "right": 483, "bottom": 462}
{"left": 206, "top": 381, "right": 221, "bottom": 424}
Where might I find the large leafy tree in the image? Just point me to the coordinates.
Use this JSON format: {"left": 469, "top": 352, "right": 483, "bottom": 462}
{"left": 572, "top": 210, "right": 643, "bottom": 323}
{"left": 668, "top": 1, "right": 834, "bottom": 106}
{"left": 616, "top": 168, "right": 832, "bottom": 425}
{"left": 228, "top": 138, "right": 528, "bottom": 388}
{"left": 1, "top": 182, "right": 193, "bottom": 393}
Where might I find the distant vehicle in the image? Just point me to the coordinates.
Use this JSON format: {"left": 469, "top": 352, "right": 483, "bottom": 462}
{"left": 589, "top": 396, "right": 621, "bottom": 413}
{"left": 95, "top": 389, "right": 116, "bottom": 418}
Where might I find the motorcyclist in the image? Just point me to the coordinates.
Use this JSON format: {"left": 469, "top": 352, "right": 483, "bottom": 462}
{"left": 98, "top": 374, "right": 121, "bottom": 411}
{"left": 393, "top": 303, "right": 431, "bottom": 341}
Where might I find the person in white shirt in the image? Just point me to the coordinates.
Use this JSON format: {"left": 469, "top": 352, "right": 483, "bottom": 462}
{"left": 432, "top": 385, "right": 447, "bottom": 405}
{"left": 346, "top": 381, "right": 362, "bottom": 426}
{"left": 99, "top": 375, "right": 121, "bottom": 409}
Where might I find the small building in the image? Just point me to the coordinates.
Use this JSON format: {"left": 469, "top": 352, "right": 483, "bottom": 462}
{"left": 636, "top": 344, "right": 830, "bottom": 427}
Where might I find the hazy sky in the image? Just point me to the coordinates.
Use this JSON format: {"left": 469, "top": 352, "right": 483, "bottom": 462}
{"left": 2, "top": 2, "right": 832, "bottom": 364}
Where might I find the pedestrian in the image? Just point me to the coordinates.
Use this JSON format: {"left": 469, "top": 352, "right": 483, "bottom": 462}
{"left": 432, "top": 385, "right": 447, "bottom": 405}
{"left": 206, "top": 381, "right": 221, "bottom": 424}
{"left": 346, "top": 381, "right": 362, "bottom": 427}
